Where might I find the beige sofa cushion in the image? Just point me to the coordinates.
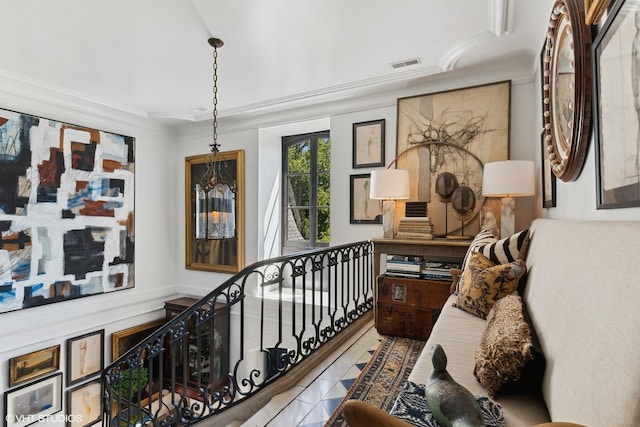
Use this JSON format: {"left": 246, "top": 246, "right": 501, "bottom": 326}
{"left": 408, "top": 295, "right": 550, "bottom": 427}
{"left": 524, "top": 219, "right": 640, "bottom": 426}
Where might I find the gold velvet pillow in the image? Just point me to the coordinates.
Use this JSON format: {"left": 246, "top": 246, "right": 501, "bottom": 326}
{"left": 454, "top": 252, "right": 526, "bottom": 319}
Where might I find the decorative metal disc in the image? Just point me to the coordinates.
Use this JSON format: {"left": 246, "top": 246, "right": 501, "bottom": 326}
{"left": 451, "top": 186, "right": 476, "bottom": 222}
{"left": 435, "top": 172, "right": 459, "bottom": 203}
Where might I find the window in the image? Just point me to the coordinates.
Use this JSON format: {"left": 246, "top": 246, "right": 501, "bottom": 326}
{"left": 282, "top": 131, "right": 330, "bottom": 251}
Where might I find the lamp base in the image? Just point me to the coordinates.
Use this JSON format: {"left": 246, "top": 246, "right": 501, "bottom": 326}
{"left": 382, "top": 200, "right": 396, "bottom": 238}
{"left": 500, "top": 197, "right": 515, "bottom": 238}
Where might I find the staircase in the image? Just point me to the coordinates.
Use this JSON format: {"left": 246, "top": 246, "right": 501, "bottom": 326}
{"left": 102, "top": 240, "right": 374, "bottom": 426}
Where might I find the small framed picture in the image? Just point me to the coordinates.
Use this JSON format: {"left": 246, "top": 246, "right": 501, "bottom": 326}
{"left": 8, "top": 345, "right": 60, "bottom": 387}
{"left": 66, "top": 330, "right": 104, "bottom": 387}
{"left": 350, "top": 174, "right": 382, "bottom": 224}
{"left": 352, "top": 119, "right": 385, "bottom": 168}
{"left": 4, "top": 372, "right": 63, "bottom": 427}
{"left": 540, "top": 130, "right": 556, "bottom": 208}
{"left": 66, "top": 379, "right": 102, "bottom": 427}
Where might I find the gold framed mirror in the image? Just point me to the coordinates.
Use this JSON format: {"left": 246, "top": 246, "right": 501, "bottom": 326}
{"left": 185, "top": 149, "right": 245, "bottom": 273}
{"left": 542, "top": 0, "right": 592, "bottom": 182}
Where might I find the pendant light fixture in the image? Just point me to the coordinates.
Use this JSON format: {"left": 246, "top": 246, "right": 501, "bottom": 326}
{"left": 194, "top": 38, "right": 237, "bottom": 241}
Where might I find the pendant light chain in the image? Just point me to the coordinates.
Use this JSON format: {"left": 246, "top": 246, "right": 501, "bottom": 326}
{"left": 208, "top": 37, "right": 223, "bottom": 154}
{"left": 211, "top": 42, "right": 219, "bottom": 153}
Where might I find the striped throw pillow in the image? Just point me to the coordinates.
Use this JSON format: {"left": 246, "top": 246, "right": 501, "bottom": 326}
{"left": 456, "top": 229, "right": 530, "bottom": 294}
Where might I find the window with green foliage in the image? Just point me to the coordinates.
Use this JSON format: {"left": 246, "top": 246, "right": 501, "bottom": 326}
{"left": 283, "top": 131, "right": 330, "bottom": 251}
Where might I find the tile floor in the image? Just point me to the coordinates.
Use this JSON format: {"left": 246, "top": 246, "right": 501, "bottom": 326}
{"left": 240, "top": 319, "right": 380, "bottom": 427}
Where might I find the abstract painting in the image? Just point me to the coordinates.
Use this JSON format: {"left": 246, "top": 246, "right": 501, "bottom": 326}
{"left": 0, "top": 108, "right": 135, "bottom": 313}
{"left": 396, "top": 81, "right": 510, "bottom": 236}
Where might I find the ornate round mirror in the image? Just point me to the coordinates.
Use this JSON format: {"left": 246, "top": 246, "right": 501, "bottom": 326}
{"left": 542, "top": 0, "right": 592, "bottom": 182}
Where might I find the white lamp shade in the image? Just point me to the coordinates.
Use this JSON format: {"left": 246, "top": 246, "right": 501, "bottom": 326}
{"left": 370, "top": 169, "right": 410, "bottom": 200}
{"left": 482, "top": 160, "right": 535, "bottom": 197}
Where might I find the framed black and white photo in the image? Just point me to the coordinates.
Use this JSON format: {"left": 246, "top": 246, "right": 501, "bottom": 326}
{"left": 592, "top": 0, "right": 640, "bottom": 208}
{"left": 4, "top": 373, "right": 63, "bottom": 427}
{"left": 66, "top": 330, "right": 104, "bottom": 387}
{"left": 352, "top": 119, "right": 385, "bottom": 168}
{"left": 540, "top": 131, "right": 557, "bottom": 208}
{"left": 350, "top": 174, "right": 382, "bottom": 224}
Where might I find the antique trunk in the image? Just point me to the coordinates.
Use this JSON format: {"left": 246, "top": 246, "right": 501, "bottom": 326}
{"left": 375, "top": 275, "right": 451, "bottom": 340}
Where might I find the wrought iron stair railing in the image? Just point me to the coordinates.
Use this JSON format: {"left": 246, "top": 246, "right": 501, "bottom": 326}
{"left": 102, "top": 240, "right": 374, "bottom": 426}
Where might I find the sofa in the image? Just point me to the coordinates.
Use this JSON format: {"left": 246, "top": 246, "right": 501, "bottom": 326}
{"left": 344, "top": 218, "right": 640, "bottom": 426}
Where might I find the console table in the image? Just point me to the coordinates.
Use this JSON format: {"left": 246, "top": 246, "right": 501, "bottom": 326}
{"left": 370, "top": 238, "right": 471, "bottom": 324}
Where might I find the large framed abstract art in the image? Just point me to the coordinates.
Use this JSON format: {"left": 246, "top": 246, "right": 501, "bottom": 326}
{"left": 395, "top": 81, "right": 510, "bottom": 237}
{"left": 0, "top": 108, "right": 135, "bottom": 314}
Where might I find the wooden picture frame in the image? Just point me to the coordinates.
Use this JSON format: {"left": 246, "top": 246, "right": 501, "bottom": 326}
{"left": 350, "top": 174, "right": 382, "bottom": 224}
{"left": 185, "top": 149, "right": 245, "bottom": 273}
{"left": 4, "top": 372, "right": 62, "bottom": 427}
{"left": 66, "top": 330, "right": 104, "bottom": 387}
{"left": 66, "top": 379, "right": 101, "bottom": 427}
{"left": 592, "top": 0, "right": 640, "bottom": 208}
{"left": 585, "top": 0, "right": 613, "bottom": 24}
{"left": 8, "top": 345, "right": 60, "bottom": 387}
{"left": 352, "top": 119, "right": 385, "bottom": 168}
{"left": 540, "top": 131, "right": 557, "bottom": 208}
{"left": 111, "top": 318, "right": 165, "bottom": 362}
{"left": 396, "top": 81, "right": 510, "bottom": 237}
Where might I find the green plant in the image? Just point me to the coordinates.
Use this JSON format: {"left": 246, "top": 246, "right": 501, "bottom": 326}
{"left": 113, "top": 367, "right": 149, "bottom": 400}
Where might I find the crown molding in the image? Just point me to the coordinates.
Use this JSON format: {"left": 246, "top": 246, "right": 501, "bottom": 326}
{"left": 438, "top": 31, "right": 497, "bottom": 71}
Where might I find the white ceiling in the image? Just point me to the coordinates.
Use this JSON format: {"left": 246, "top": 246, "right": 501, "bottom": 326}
{"left": 0, "top": 0, "right": 551, "bottom": 124}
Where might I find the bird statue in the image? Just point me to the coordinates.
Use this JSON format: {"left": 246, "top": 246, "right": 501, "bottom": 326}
{"left": 425, "top": 344, "right": 485, "bottom": 427}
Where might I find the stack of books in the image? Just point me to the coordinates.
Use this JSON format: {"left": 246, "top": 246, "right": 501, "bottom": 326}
{"left": 385, "top": 255, "right": 424, "bottom": 278}
{"left": 396, "top": 217, "right": 434, "bottom": 240}
{"left": 420, "top": 258, "right": 462, "bottom": 281}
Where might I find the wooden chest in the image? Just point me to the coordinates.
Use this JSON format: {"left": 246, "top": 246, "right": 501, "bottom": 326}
{"left": 375, "top": 275, "right": 451, "bottom": 340}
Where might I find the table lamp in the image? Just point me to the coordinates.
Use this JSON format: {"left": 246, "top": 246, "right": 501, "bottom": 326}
{"left": 370, "top": 169, "right": 410, "bottom": 238}
{"left": 482, "top": 160, "right": 534, "bottom": 238}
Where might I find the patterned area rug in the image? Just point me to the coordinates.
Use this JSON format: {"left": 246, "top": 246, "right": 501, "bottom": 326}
{"left": 324, "top": 335, "right": 426, "bottom": 427}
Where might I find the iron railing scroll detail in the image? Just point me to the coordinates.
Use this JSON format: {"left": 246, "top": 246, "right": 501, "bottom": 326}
{"left": 102, "top": 240, "right": 373, "bottom": 426}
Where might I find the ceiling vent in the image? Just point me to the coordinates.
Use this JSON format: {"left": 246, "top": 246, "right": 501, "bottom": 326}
{"left": 390, "top": 58, "right": 421, "bottom": 69}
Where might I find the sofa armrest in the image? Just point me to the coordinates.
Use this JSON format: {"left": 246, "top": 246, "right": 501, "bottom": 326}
{"left": 342, "top": 400, "right": 412, "bottom": 427}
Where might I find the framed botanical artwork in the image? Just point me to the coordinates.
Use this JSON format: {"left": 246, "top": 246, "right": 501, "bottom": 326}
{"left": 540, "top": 131, "right": 557, "bottom": 208}
{"left": 4, "top": 372, "right": 63, "bottom": 427}
{"left": 111, "top": 318, "right": 165, "bottom": 361}
{"left": 352, "top": 119, "right": 385, "bottom": 168}
{"left": 396, "top": 81, "right": 510, "bottom": 236}
{"left": 66, "top": 330, "right": 104, "bottom": 387}
{"left": 66, "top": 379, "right": 101, "bottom": 427}
{"left": 8, "top": 345, "right": 60, "bottom": 387}
{"left": 350, "top": 174, "right": 382, "bottom": 224}
{"left": 592, "top": 0, "right": 640, "bottom": 209}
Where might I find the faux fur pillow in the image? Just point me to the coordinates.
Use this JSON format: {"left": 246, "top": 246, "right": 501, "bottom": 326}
{"left": 454, "top": 252, "right": 526, "bottom": 319}
{"left": 474, "top": 294, "right": 542, "bottom": 399}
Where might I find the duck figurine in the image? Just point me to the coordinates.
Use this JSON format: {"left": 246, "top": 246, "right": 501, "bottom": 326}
{"left": 425, "top": 344, "right": 485, "bottom": 427}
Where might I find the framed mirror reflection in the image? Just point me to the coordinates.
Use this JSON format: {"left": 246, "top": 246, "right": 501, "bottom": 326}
{"left": 185, "top": 149, "right": 245, "bottom": 273}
